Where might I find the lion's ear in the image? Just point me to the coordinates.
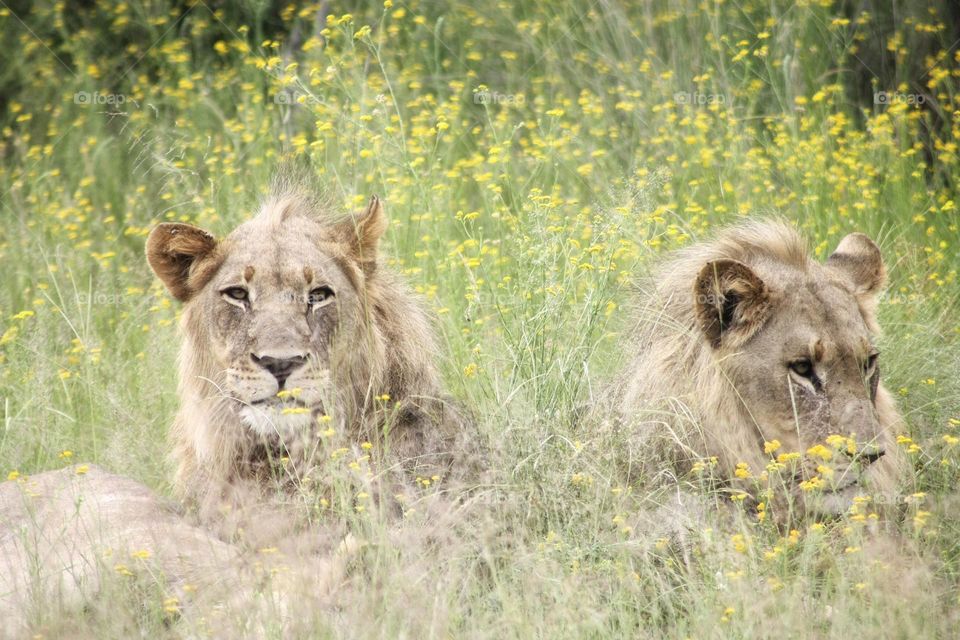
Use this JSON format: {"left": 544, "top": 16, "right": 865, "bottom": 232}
{"left": 146, "top": 222, "right": 218, "bottom": 302}
{"left": 826, "top": 232, "right": 886, "bottom": 295}
{"left": 693, "top": 259, "right": 771, "bottom": 349}
{"left": 337, "top": 195, "right": 387, "bottom": 272}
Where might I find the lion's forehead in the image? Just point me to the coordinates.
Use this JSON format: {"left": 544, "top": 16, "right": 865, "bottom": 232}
{"left": 807, "top": 280, "right": 871, "bottom": 338}
{"left": 214, "top": 223, "right": 350, "bottom": 290}
{"left": 218, "top": 253, "right": 341, "bottom": 286}
{"left": 768, "top": 277, "right": 873, "bottom": 358}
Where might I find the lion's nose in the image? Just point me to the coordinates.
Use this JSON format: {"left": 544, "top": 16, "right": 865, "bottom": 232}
{"left": 251, "top": 353, "right": 307, "bottom": 389}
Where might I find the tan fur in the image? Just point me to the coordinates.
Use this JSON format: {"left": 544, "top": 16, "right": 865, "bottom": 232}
{"left": 146, "top": 175, "right": 469, "bottom": 513}
{"left": 610, "top": 220, "right": 907, "bottom": 516}
{"left": 0, "top": 465, "right": 236, "bottom": 635}
{"left": 0, "top": 465, "right": 364, "bottom": 637}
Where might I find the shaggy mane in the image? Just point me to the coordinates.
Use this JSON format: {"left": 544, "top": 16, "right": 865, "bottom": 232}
{"left": 608, "top": 219, "right": 903, "bottom": 510}
{"left": 165, "top": 171, "right": 466, "bottom": 515}
{"left": 257, "top": 167, "right": 334, "bottom": 224}
{"left": 609, "top": 221, "right": 812, "bottom": 480}
{"left": 626, "top": 218, "right": 809, "bottom": 368}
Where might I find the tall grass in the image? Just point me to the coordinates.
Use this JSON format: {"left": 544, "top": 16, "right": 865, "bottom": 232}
{"left": 1, "top": 0, "right": 958, "bottom": 636}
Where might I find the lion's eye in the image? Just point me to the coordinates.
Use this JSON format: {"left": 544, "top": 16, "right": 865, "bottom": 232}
{"left": 308, "top": 286, "right": 335, "bottom": 307}
{"left": 222, "top": 287, "right": 249, "bottom": 302}
{"left": 789, "top": 359, "right": 814, "bottom": 379}
{"left": 864, "top": 352, "right": 879, "bottom": 374}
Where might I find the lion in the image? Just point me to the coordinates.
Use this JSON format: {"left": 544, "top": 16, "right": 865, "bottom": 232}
{"left": 0, "top": 465, "right": 361, "bottom": 637}
{"left": 0, "top": 465, "right": 237, "bottom": 636}
{"left": 610, "top": 220, "right": 907, "bottom": 516}
{"left": 146, "top": 175, "right": 469, "bottom": 512}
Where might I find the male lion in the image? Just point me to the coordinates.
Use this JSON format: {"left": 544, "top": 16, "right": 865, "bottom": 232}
{"left": 611, "top": 220, "right": 906, "bottom": 516}
{"left": 146, "top": 176, "right": 468, "bottom": 511}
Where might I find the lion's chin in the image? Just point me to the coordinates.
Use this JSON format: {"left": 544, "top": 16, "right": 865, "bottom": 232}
{"left": 238, "top": 402, "right": 318, "bottom": 440}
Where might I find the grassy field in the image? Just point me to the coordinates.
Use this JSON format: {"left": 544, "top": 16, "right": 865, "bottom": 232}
{"left": 1, "top": 0, "right": 959, "bottom": 637}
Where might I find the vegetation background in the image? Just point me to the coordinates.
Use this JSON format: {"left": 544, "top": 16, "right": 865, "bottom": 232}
{"left": 0, "top": 0, "right": 958, "bottom": 636}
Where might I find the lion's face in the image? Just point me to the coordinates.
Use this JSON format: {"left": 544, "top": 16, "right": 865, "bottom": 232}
{"left": 147, "top": 195, "right": 386, "bottom": 441}
{"left": 721, "top": 272, "right": 888, "bottom": 509}
{"left": 204, "top": 215, "right": 364, "bottom": 436}
{"left": 693, "top": 232, "right": 899, "bottom": 513}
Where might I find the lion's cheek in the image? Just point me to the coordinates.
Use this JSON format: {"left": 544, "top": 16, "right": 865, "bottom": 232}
{"left": 210, "top": 304, "right": 252, "bottom": 361}
{"left": 310, "top": 301, "right": 354, "bottom": 357}
{"left": 307, "top": 316, "right": 338, "bottom": 362}
{"left": 732, "top": 370, "right": 800, "bottom": 436}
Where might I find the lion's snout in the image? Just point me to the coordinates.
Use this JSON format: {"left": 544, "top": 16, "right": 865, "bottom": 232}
{"left": 251, "top": 352, "right": 308, "bottom": 389}
{"left": 835, "top": 398, "right": 886, "bottom": 460}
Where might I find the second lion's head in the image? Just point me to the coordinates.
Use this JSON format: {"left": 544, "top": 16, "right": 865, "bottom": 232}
{"left": 616, "top": 220, "right": 907, "bottom": 516}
